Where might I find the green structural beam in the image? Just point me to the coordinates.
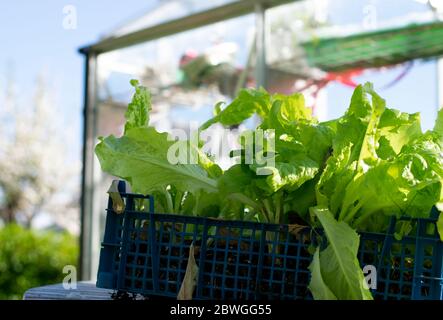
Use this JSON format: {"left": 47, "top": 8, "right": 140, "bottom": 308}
{"left": 302, "top": 21, "right": 443, "bottom": 72}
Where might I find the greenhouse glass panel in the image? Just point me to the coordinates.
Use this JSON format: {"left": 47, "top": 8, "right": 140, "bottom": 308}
{"left": 89, "top": 14, "right": 257, "bottom": 280}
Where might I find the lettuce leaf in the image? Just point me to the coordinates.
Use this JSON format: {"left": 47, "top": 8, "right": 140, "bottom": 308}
{"left": 308, "top": 247, "right": 337, "bottom": 300}
{"left": 315, "top": 83, "right": 443, "bottom": 228}
{"left": 311, "top": 83, "right": 443, "bottom": 299}
{"left": 96, "top": 127, "right": 217, "bottom": 195}
{"left": 95, "top": 80, "right": 219, "bottom": 214}
{"left": 199, "top": 87, "right": 271, "bottom": 130}
{"left": 309, "top": 207, "right": 373, "bottom": 300}
{"left": 344, "top": 132, "right": 443, "bottom": 229}
{"left": 209, "top": 89, "right": 333, "bottom": 223}
{"left": 96, "top": 80, "right": 443, "bottom": 300}
{"left": 376, "top": 109, "right": 422, "bottom": 159}
{"left": 124, "top": 79, "right": 151, "bottom": 133}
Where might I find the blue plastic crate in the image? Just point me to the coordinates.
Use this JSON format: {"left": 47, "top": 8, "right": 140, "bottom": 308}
{"left": 358, "top": 211, "right": 443, "bottom": 300}
{"left": 96, "top": 181, "right": 443, "bottom": 300}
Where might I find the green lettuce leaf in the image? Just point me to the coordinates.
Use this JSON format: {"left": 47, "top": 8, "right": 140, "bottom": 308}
{"left": 308, "top": 247, "right": 337, "bottom": 300}
{"left": 96, "top": 79, "right": 218, "bottom": 198}
{"left": 261, "top": 93, "right": 312, "bottom": 135}
{"left": 316, "top": 144, "right": 355, "bottom": 217}
{"left": 376, "top": 109, "right": 422, "bottom": 159}
{"left": 340, "top": 131, "right": 443, "bottom": 228}
{"left": 253, "top": 159, "right": 319, "bottom": 194}
{"left": 200, "top": 88, "right": 271, "bottom": 130}
{"left": 96, "top": 80, "right": 443, "bottom": 301}
{"left": 124, "top": 79, "right": 151, "bottom": 133}
{"left": 315, "top": 83, "right": 443, "bottom": 229}
{"left": 309, "top": 207, "right": 373, "bottom": 300}
{"left": 315, "top": 83, "right": 385, "bottom": 220}
{"left": 207, "top": 89, "right": 333, "bottom": 224}
{"left": 96, "top": 127, "right": 217, "bottom": 195}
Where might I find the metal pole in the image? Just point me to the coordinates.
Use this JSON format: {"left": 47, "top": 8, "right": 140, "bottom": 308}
{"left": 80, "top": 52, "right": 98, "bottom": 280}
{"left": 255, "top": 2, "right": 267, "bottom": 89}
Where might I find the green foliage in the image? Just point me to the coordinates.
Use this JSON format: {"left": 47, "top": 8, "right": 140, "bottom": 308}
{"left": 95, "top": 80, "right": 443, "bottom": 300}
{"left": 308, "top": 247, "right": 337, "bottom": 300}
{"left": 124, "top": 80, "right": 151, "bottom": 133}
{"left": 199, "top": 87, "right": 272, "bottom": 130}
{"left": 309, "top": 207, "right": 373, "bottom": 300}
{"left": 96, "top": 127, "right": 217, "bottom": 196}
{"left": 316, "top": 84, "right": 443, "bottom": 229}
{"left": 309, "top": 85, "right": 443, "bottom": 299}
{"left": 0, "top": 224, "right": 78, "bottom": 299}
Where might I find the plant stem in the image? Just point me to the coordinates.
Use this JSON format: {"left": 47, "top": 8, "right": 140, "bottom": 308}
{"left": 274, "top": 193, "right": 282, "bottom": 225}
{"left": 263, "top": 199, "right": 274, "bottom": 223}
{"left": 342, "top": 198, "right": 365, "bottom": 224}
{"left": 193, "top": 194, "right": 200, "bottom": 216}
{"left": 164, "top": 189, "right": 174, "bottom": 213}
{"left": 353, "top": 210, "right": 377, "bottom": 228}
{"left": 260, "top": 209, "right": 270, "bottom": 223}
{"left": 174, "top": 191, "right": 183, "bottom": 213}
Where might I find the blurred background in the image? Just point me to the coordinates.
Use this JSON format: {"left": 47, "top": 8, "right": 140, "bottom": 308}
{"left": 1, "top": 0, "right": 442, "bottom": 299}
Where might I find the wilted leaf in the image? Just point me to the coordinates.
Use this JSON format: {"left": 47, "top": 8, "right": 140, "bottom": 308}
{"left": 177, "top": 244, "right": 199, "bottom": 300}
{"left": 107, "top": 180, "right": 125, "bottom": 214}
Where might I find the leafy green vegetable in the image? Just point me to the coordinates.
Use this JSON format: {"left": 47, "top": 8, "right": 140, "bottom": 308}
{"left": 376, "top": 108, "right": 421, "bottom": 159}
{"left": 95, "top": 80, "right": 443, "bottom": 300}
{"left": 345, "top": 133, "right": 443, "bottom": 228}
{"left": 308, "top": 247, "right": 337, "bottom": 300}
{"left": 309, "top": 84, "right": 443, "bottom": 299}
{"left": 432, "top": 108, "right": 443, "bottom": 214}
{"left": 204, "top": 89, "right": 334, "bottom": 224}
{"left": 200, "top": 88, "right": 271, "bottom": 130}
{"left": 315, "top": 84, "right": 443, "bottom": 227}
{"left": 124, "top": 79, "right": 151, "bottom": 133}
{"left": 96, "top": 82, "right": 221, "bottom": 218}
{"left": 309, "top": 207, "right": 373, "bottom": 300}
{"left": 96, "top": 127, "right": 217, "bottom": 195}
{"left": 254, "top": 159, "right": 319, "bottom": 194}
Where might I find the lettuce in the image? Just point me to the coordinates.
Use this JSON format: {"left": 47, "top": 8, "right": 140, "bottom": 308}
{"left": 95, "top": 80, "right": 443, "bottom": 300}
{"left": 310, "top": 207, "right": 373, "bottom": 300}
{"left": 96, "top": 81, "right": 220, "bottom": 216}
{"left": 315, "top": 84, "right": 443, "bottom": 229}
{"left": 96, "top": 128, "right": 217, "bottom": 195}
{"left": 309, "top": 84, "right": 443, "bottom": 299}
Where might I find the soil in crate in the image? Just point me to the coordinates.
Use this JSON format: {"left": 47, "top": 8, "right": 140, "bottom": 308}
{"left": 119, "top": 226, "right": 313, "bottom": 300}
{"left": 112, "top": 219, "right": 440, "bottom": 300}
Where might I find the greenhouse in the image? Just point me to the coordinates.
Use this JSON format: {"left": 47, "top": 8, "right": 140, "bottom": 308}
{"left": 5, "top": 0, "right": 442, "bottom": 304}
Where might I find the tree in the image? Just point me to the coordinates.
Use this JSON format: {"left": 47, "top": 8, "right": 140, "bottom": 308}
{"left": 0, "top": 73, "right": 80, "bottom": 233}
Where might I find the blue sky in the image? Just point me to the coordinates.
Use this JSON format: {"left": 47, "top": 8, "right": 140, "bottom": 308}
{"left": 0, "top": 0, "right": 440, "bottom": 166}
{"left": 0, "top": 0, "right": 156, "bottom": 160}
